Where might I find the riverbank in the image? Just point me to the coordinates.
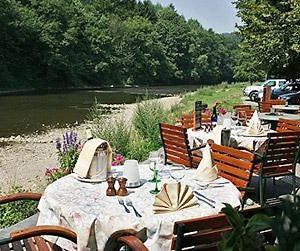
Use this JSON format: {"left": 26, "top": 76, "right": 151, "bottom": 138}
{"left": 0, "top": 96, "right": 181, "bottom": 192}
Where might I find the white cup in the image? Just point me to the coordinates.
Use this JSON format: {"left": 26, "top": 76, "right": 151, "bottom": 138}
{"left": 123, "top": 160, "right": 141, "bottom": 187}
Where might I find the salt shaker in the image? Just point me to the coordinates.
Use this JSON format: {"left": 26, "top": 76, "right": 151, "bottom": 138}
{"left": 106, "top": 177, "right": 117, "bottom": 196}
{"left": 117, "top": 177, "right": 128, "bottom": 196}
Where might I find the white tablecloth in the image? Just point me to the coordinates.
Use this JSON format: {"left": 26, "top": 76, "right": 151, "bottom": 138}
{"left": 187, "top": 126, "right": 270, "bottom": 151}
{"left": 37, "top": 165, "right": 241, "bottom": 251}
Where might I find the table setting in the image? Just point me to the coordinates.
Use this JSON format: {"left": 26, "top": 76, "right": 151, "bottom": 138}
{"left": 188, "top": 110, "right": 273, "bottom": 152}
{"left": 37, "top": 138, "right": 241, "bottom": 251}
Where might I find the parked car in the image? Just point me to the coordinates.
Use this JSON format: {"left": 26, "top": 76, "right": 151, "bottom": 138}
{"left": 272, "top": 82, "right": 300, "bottom": 98}
{"left": 244, "top": 79, "right": 286, "bottom": 101}
{"left": 279, "top": 91, "right": 300, "bottom": 105}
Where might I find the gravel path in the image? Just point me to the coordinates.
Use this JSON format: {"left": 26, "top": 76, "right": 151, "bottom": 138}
{"left": 0, "top": 96, "right": 180, "bottom": 192}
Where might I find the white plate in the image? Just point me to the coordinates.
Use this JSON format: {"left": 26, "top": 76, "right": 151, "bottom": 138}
{"left": 240, "top": 133, "right": 267, "bottom": 137}
{"left": 73, "top": 174, "right": 106, "bottom": 183}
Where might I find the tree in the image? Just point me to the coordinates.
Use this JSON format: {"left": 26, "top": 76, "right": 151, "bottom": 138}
{"left": 235, "top": 0, "right": 300, "bottom": 79}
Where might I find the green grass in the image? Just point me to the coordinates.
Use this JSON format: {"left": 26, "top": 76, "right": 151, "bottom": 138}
{"left": 171, "top": 82, "right": 247, "bottom": 118}
{"left": 0, "top": 186, "right": 38, "bottom": 228}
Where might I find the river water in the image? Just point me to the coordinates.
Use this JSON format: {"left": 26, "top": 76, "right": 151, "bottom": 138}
{"left": 0, "top": 86, "right": 199, "bottom": 137}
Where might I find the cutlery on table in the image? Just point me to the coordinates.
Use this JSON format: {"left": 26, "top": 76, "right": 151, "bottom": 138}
{"left": 118, "top": 198, "right": 130, "bottom": 213}
{"left": 125, "top": 199, "right": 142, "bottom": 217}
{"left": 194, "top": 191, "right": 216, "bottom": 204}
{"left": 195, "top": 196, "right": 216, "bottom": 208}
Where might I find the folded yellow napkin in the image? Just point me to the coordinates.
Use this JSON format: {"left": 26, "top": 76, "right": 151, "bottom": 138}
{"left": 73, "top": 138, "right": 112, "bottom": 179}
{"left": 244, "top": 110, "right": 265, "bottom": 135}
{"left": 153, "top": 183, "right": 198, "bottom": 214}
{"left": 194, "top": 145, "right": 218, "bottom": 182}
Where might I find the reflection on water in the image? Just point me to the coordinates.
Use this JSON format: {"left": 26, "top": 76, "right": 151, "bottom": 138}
{"left": 0, "top": 91, "right": 139, "bottom": 137}
{"left": 0, "top": 85, "right": 200, "bottom": 137}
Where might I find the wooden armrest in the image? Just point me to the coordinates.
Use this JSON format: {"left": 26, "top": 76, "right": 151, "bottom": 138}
{"left": 0, "top": 226, "right": 77, "bottom": 245}
{"left": 190, "top": 143, "right": 206, "bottom": 151}
{"left": 118, "top": 236, "right": 148, "bottom": 251}
{"left": 0, "top": 192, "right": 42, "bottom": 204}
{"left": 239, "top": 187, "right": 255, "bottom": 192}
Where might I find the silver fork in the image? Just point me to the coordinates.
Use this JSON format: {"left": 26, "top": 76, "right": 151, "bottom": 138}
{"left": 125, "top": 199, "right": 142, "bottom": 217}
{"left": 118, "top": 198, "right": 130, "bottom": 213}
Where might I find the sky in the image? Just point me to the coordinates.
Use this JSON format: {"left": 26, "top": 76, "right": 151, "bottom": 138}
{"left": 149, "top": 0, "right": 241, "bottom": 33}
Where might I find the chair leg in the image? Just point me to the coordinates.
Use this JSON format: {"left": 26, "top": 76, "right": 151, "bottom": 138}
{"left": 272, "top": 177, "right": 276, "bottom": 185}
{"left": 259, "top": 176, "right": 264, "bottom": 206}
{"left": 293, "top": 175, "right": 296, "bottom": 203}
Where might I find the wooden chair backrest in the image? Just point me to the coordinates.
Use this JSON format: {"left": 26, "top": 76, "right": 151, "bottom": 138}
{"left": 233, "top": 104, "right": 251, "bottom": 110}
{"left": 261, "top": 131, "right": 300, "bottom": 176}
{"left": 181, "top": 113, "right": 211, "bottom": 129}
{"left": 210, "top": 143, "right": 255, "bottom": 198}
{"left": 258, "top": 99, "right": 286, "bottom": 113}
{"left": 276, "top": 118, "right": 300, "bottom": 132}
{"left": 181, "top": 114, "right": 194, "bottom": 129}
{"left": 159, "top": 123, "right": 193, "bottom": 168}
{"left": 171, "top": 206, "right": 275, "bottom": 251}
{"left": 237, "top": 109, "right": 255, "bottom": 120}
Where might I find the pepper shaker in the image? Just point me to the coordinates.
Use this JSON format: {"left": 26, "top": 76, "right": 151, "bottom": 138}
{"left": 117, "top": 177, "right": 128, "bottom": 196}
{"left": 106, "top": 177, "right": 117, "bottom": 196}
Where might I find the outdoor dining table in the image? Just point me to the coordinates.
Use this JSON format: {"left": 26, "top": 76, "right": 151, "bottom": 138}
{"left": 259, "top": 112, "right": 300, "bottom": 129}
{"left": 271, "top": 104, "right": 300, "bottom": 114}
{"left": 37, "top": 164, "right": 241, "bottom": 251}
{"left": 187, "top": 125, "right": 271, "bottom": 152}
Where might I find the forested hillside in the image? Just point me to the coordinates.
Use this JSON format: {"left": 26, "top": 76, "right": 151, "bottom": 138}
{"left": 0, "top": 0, "right": 239, "bottom": 89}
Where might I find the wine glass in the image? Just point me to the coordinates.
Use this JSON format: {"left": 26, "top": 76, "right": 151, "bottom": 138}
{"left": 169, "top": 168, "right": 186, "bottom": 183}
{"left": 150, "top": 169, "right": 160, "bottom": 194}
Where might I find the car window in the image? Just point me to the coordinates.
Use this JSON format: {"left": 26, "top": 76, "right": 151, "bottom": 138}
{"left": 264, "top": 80, "right": 276, "bottom": 87}
{"left": 279, "top": 81, "right": 286, "bottom": 87}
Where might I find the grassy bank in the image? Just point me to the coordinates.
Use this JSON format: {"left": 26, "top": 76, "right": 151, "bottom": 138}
{"left": 171, "top": 82, "right": 247, "bottom": 118}
{"left": 89, "top": 82, "right": 246, "bottom": 162}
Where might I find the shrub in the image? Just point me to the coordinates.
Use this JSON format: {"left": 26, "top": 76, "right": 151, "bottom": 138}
{"left": 133, "top": 98, "right": 172, "bottom": 149}
{"left": 92, "top": 116, "right": 132, "bottom": 157}
{"left": 0, "top": 186, "right": 38, "bottom": 228}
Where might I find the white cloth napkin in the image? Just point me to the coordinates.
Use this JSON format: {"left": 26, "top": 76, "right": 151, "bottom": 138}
{"left": 244, "top": 110, "right": 265, "bottom": 135}
{"left": 73, "top": 138, "right": 112, "bottom": 179}
{"left": 194, "top": 145, "right": 218, "bottom": 182}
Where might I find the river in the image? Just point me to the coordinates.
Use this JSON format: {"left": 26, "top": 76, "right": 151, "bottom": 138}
{"left": 0, "top": 85, "right": 199, "bottom": 137}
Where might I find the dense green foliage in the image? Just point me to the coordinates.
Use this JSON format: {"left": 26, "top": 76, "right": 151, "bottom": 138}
{"left": 234, "top": 0, "right": 300, "bottom": 80}
{"left": 90, "top": 97, "right": 172, "bottom": 161}
{"left": 0, "top": 0, "right": 239, "bottom": 90}
{"left": 0, "top": 186, "right": 38, "bottom": 228}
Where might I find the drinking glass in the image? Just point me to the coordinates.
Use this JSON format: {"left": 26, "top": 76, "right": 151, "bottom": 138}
{"left": 148, "top": 161, "right": 157, "bottom": 182}
{"left": 169, "top": 168, "right": 186, "bottom": 183}
{"left": 150, "top": 170, "right": 160, "bottom": 194}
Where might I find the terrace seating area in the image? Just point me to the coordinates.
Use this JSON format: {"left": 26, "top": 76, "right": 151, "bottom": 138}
{"left": 1, "top": 94, "right": 300, "bottom": 251}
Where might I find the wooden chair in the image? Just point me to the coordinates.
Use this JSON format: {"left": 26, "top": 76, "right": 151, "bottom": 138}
{"left": 116, "top": 206, "right": 277, "bottom": 251}
{"left": 233, "top": 104, "right": 252, "bottom": 111}
{"left": 159, "top": 123, "right": 204, "bottom": 168}
{"left": 209, "top": 142, "right": 256, "bottom": 202}
{"left": 0, "top": 193, "right": 77, "bottom": 250}
{"left": 180, "top": 113, "right": 212, "bottom": 130}
{"left": 256, "top": 131, "right": 300, "bottom": 205}
{"left": 276, "top": 118, "right": 300, "bottom": 132}
{"left": 258, "top": 99, "right": 286, "bottom": 113}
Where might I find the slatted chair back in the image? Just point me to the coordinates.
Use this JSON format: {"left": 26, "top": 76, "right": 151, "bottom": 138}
{"left": 0, "top": 193, "right": 77, "bottom": 251}
{"left": 276, "top": 118, "right": 300, "bottom": 132}
{"left": 258, "top": 99, "right": 286, "bottom": 113}
{"left": 159, "top": 123, "right": 194, "bottom": 168}
{"left": 181, "top": 114, "right": 194, "bottom": 129}
{"left": 210, "top": 143, "right": 256, "bottom": 199}
{"left": 171, "top": 206, "right": 275, "bottom": 251}
{"left": 181, "top": 113, "right": 212, "bottom": 129}
{"left": 0, "top": 226, "right": 77, "bottom": 251}
{"left": 233, "top": 104, "right": 251, "bottom": 111}
{"left": 261, "top": 131, "right": 300, "bottom": 177}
